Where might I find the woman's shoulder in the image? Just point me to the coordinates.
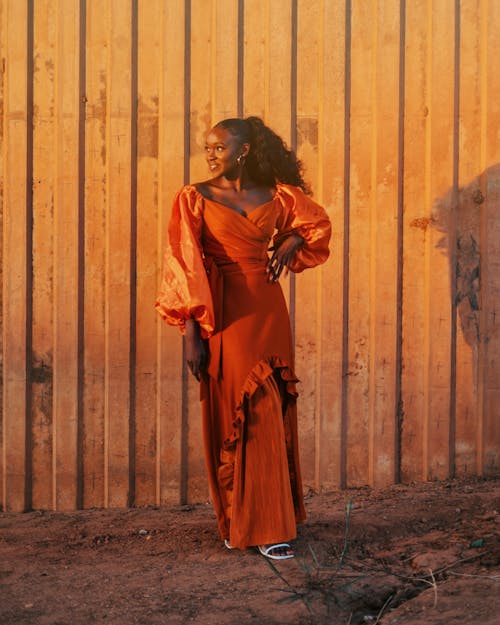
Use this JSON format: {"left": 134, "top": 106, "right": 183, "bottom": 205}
{"left": 276, "top": 182, "right": 304, "bottom": 195}
{"left": 173, "top": 183, "right": 202, "bottom": 203}
{"left": 192, "top": 180, "right": 216, "bottom": 200}
{"left": 177, "top": 183, "right": 198, "bottom": 195}
{"left": 275, "top": 183, "right": 327, "bottom": 216}
{"left": 171, "top": 184, "right": 205, "bottom": 217}
{"left": 275, "top": 182, "right": 309, "bottom": 204}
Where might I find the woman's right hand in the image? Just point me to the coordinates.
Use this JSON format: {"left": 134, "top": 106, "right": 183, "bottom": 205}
{"left": 185, "top": 318, "right": 208, "bottom": 381}
{"left": 267, "top": 232, "right": 304, "bottom": 282}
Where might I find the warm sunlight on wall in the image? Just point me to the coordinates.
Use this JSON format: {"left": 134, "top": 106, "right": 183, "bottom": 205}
{"left": 1, "top": 0, "right": 499, "bottom": 511}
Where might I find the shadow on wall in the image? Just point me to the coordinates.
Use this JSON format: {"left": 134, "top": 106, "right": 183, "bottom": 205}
{"left": 431, "top": 163, "right": 500, "bottom": 354}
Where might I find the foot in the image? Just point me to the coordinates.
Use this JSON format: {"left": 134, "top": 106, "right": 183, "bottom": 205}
{"left": 257, "top": 543, "right": 294, "bottom": 560}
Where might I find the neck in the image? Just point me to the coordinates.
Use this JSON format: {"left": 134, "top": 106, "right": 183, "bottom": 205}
{"left": 218, "top": 169, "right": 254, "bottom": 191}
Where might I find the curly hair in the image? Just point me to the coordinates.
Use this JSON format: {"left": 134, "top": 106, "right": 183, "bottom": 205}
{"left": 214, "top": 116, "right": 311, "bottom": 194}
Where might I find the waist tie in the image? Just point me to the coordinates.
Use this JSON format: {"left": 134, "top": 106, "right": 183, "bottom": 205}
{"left": 206, "top": 259, "right": 223, "bottom": 380}
{"left": 205, "top": 256, "right": 267, "bottom": 380}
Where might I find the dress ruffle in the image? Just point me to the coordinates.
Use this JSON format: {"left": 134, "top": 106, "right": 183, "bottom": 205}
{"left": 223, "top": 356, "right": 299, "bottom": 451}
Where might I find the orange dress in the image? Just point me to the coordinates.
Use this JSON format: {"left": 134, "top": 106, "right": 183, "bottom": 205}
{"left": 156, "top": 183, "right": 331, "bottom": 549}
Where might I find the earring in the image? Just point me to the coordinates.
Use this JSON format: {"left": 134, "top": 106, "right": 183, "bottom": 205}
{"left": 237, "top": 154, "right": 245, "bottom": 166}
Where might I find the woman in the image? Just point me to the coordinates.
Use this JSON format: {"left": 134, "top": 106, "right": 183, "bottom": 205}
{"left": 156, "top": 117, "right": 331, "bottom": 560}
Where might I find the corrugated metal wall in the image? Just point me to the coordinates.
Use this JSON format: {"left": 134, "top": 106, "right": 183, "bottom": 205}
{"left": 1, "top": 0, "right": 499, "bottom": 512}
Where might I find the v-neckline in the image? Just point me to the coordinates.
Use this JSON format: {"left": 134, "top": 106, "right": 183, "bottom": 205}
{"left": 195, "top": 187, "right": 278, "bottom": 218}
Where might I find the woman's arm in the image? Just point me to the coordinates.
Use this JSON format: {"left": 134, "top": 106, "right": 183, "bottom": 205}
{"left": 272, "top": 185, "right": 331, "bottom": 274}
{"left": 155, "top": 186, "right": 214, "bottom": 381}
{"left": 155, "top": 186, "right": 215, "bottom": 335}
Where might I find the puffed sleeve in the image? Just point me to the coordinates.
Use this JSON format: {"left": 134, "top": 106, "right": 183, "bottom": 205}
{"left": 155, "top": 185, "right": 215, "bottom": 338}
{"left": 274, "top": 184, "right": 331, "bottom": 272}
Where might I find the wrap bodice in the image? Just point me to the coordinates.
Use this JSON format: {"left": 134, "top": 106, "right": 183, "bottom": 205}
{"left": 155, "top": 183, "right": 331, "bottom": 339}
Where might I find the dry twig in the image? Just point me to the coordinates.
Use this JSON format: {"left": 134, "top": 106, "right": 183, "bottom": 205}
{"left": 374, "top": 594, "right": 395, "bottom": 624}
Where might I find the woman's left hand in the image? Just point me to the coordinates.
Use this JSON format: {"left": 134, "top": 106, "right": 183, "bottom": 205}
{"left": 267, "top": 233, "right": 304, "bottom": 282}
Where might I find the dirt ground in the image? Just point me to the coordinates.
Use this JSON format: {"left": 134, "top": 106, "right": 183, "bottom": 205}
{"left": 1, "top": 476, "right": 499, "bottom": 625}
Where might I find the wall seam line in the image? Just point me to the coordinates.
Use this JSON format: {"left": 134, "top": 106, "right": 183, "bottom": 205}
{"left": 76, "top": 0, "right": 86, "bottom": 511}
{"left": 180, "top": 0, "right": 192, "bottom": 506}
{"left": 395, "top": 0, "right": 406, "bottom": 484}
{"left": 24, "top": 0, "right": 35, "bottom": 513}
{"left": 340, "top": 0, "right": 352, "bottom": 490}
{"left": 128, "top": 0, "right": 138, "bottom": 508}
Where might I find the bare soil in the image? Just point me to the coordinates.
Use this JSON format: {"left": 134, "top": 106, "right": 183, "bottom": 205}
{"left": 1, "top": 476, "right": 499, "bottom": 625}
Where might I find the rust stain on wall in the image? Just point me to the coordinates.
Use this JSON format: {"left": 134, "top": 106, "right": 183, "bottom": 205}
{"left": 137, "top": 98, "right": 159, "bottom": 159}
{"left": 409, "top": 216, "right": 435, "bottom": 232}
{"left": 297, "top": 116, "right": 319, "bottom": 149}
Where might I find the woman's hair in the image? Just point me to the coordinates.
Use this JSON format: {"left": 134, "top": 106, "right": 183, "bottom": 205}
{"left": 214, "top": 116, "right": 311, "bottom": 194}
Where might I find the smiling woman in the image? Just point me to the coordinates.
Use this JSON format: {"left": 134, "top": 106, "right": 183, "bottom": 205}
{"left": 155, "top": 117, "right": 331, "bottom": 561}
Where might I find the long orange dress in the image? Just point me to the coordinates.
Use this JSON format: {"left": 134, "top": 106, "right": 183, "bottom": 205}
{"left": 156, "top": 183, "right": 331, "bottom": 549}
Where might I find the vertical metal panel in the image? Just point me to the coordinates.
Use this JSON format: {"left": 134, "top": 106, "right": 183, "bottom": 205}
{"left": 401, "top": 0, "right": 457, "bottom": 482}
{"left": 0, "top": 0, "right": 4, "bottom": 508}
{"left": 189, "top": 0, "right": 213, "bottom": 183}
{"left": 369, "top": 0, "right": 401, "bottom": 486}
{"left": 157, "top": 0, "right": 186, "bottom": 505}
{"left": 53, "top": 0, "right": 80, "bottom": 511}
{"left": 242, "top": 0, "right": 266, "bottom": 118}
{"left": 105, "top": 0, "right": 132, "bottom": 508}
{"left": 482, "top": 0, "right": 500, "bottom": 475}
{"left": 1, "top": 0, "right": 500, "bottom": 511}
{"left": 267, "top": 0, "right": 294, "bottom": 143}
{"left": 401, "top": 0, "right": 427, "bottom": 482}
{"left": 455, "top": 0, "right": 482, "bottom": 476}
{"left": 295, "top": 0, "right": 321, "bottom": 489}
{"left": 135, "top": 0, "right": 162, "bottom": 507}
{"left": 425, "top": 0, "right": 457, "bottom": 481}
{"left": 212, "top": 0, "right": 239, "bottom": 121}
{"left": 1, "top": 0, "right": 29, "bottom": 511}
{"left": 346, "top": 0, "right": 373, "bottom": 485}
{"left": 83, "top": 0, "right": 108, "bottom": 508}
{"left": 317, "top": 0, "right": 347, "bottom": 490}
{"left": 31, "top": 0, "right": 56, "bottom": 510}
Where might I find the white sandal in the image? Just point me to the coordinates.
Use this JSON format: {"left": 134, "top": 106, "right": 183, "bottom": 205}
{"left": 224, "top": 539, "right": 235, "bottom": 550}
{"left": 257, "top": 543, "right": 294, "bottom": 560}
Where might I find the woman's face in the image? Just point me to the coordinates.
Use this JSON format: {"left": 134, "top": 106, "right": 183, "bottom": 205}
{"left": 204, "top": 126, "right": 248, "bottom": 178}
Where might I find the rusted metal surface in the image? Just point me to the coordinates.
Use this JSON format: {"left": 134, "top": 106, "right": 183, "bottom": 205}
{"left": 1, "top": 0, "right": 499, "bottom": 511}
